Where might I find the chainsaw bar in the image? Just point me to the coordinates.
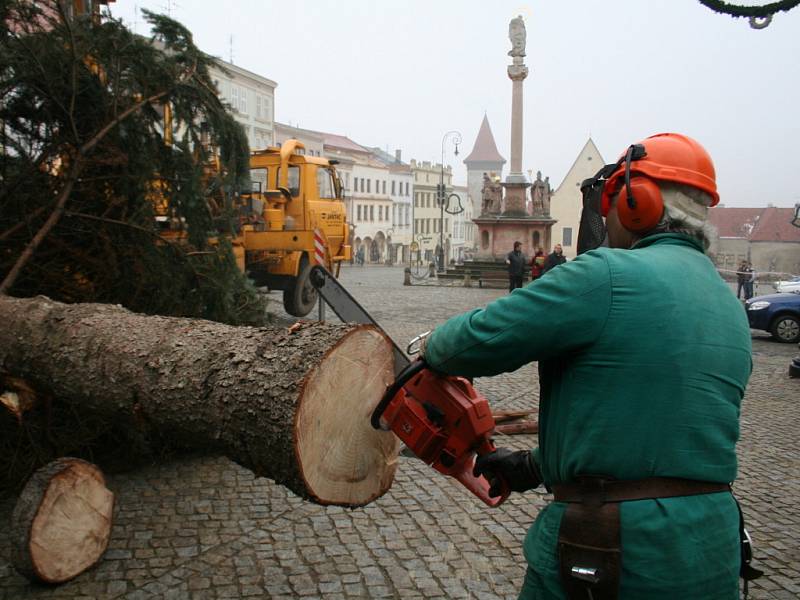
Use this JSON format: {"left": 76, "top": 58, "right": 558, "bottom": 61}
{"left": 309, "top": 266, "right": 409, "bottom": 375}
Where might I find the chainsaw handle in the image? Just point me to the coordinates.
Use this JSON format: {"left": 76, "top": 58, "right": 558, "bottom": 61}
{"left": 457, "top": 453, "right": 511, "bottom": 508}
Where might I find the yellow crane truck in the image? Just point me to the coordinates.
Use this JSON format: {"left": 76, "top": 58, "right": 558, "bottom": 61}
{"left": 153, "top": 138, "right": 351, "bottom": 317}
{"left": 233, "top": 139, "right": 351, "bottom": 316}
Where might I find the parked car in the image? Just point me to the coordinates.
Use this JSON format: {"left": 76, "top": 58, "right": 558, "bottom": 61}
{"left": 774, "top": 275, "right": 800, "bottom": 294}
{"left": 745, "top": 291, "right": 800, "bottom": 343}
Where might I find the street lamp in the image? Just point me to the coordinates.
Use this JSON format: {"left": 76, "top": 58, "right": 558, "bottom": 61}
{"left": 437, "top": 130, "right": 464, "bottom": 272}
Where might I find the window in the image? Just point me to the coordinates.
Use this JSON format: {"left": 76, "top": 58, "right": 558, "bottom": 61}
{"left": 378, "top": 206, "right": 382, "bottom": 221}
{"left": 360, "top": 178, "right": 365, "bottom": 192}
{"left": 367, "top": 179, "right": 371, "bottom": 193}
{"left": 434, "top": 220, "right": 438, "bottom": 233}
{"left": 316, "top": 167, "right": 335, "bottom": 199}
{"left": 563, "top": 227, "right": 573, "bottom": 247}
{"left": 445, "top": 218, "right": 449, "bottom": 232}
{"left": 382, "top": 180, "right": 386, "bottom": 194}
{"left": 256, "top": 96, "right": 262, "bottom": 118}
{"left": 405, "top": 182, "right": 409, "bottom": 196}
{"left": 266, "top": 97, "right": 272, "bottom": 119}
{"left": 370, "top": 205, "right": 374, "bottom": 221}
{"left": 231, "top": 85, "right": 239, "bottom": 111}
{"left": 392, "top": 181, "right": 396, "bottom": 195}
{"left": 240, "top": 88, "right": 247, "bottom": 114}
{"left": 357, "top": 205, "right": 362, "bottom": 220}
{"left": 250, "top": 168, "right": 268, "bottom": 193}
{"left": 276, "top": 165, "right": 300, "bottom": 196}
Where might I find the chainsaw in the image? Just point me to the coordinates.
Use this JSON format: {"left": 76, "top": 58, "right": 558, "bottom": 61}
{"left": 310, "top": 266, "right": 509, "bottom": 507}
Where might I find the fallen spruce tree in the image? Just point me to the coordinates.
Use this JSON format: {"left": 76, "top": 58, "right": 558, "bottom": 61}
{"left": 0, "top": 295, "right": 401, "bottom": 507}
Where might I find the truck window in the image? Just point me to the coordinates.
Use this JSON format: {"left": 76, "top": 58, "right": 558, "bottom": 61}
{"left": 316, "top": 167, "right": 335, "bottom": 199}
{"left": 251, "top": 168, "right": 267, "bottom": 193}
{"left": 277, "top": 165, "right": 301, "bottom": 197}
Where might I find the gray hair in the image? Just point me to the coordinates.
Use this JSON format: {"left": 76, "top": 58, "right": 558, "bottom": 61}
{"left": 648, "top": 183, "right": 717, "bottom": 251}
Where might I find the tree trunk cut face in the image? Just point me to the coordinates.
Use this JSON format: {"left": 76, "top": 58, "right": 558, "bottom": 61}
{"left": 12, "top": 458, "right": 114, "bottom": 584}
{"left": 296, "top": 328, "right": 400, "bottom": 506}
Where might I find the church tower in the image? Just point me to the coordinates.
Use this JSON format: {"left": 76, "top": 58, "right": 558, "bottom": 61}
{"left": 463, "top": 114, "right": 506, "bottom": 217}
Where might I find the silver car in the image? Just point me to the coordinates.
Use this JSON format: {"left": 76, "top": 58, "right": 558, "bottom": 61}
{"left": 774, "top": 276, "right": 800, "bottom": 294}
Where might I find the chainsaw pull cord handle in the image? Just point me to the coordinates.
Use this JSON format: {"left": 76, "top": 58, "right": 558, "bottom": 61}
{"left": 371, "top": 359, "right": 428, "bottom": 430}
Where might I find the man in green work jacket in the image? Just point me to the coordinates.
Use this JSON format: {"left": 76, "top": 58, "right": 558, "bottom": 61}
{"left": 420, "top": 134, "right": 753, "bottom": 599}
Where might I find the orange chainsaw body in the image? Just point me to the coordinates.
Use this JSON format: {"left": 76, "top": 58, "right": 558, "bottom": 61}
{"left": 375, "top": 362, "right": 509, "bottom": 507}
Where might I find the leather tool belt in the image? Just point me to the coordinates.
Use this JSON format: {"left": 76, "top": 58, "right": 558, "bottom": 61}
{"left": 552, "top": 476, "right": 730, "bottom": 600}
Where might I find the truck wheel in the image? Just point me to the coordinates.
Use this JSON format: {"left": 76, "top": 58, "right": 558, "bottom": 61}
{"left": 283, "top": 258, "right": 318, "bottom": 317}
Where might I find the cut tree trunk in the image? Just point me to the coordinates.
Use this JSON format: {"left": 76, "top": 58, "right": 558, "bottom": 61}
{"left": 11, "top": 458, "right": 114, "bottom": 584}
{"left": 0, "top": 295, "right": 400, "bottom": 507}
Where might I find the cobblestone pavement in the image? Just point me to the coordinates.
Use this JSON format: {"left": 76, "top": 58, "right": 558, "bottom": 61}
{"left": 1, "top": 265, "right": 798, "bottom": 599}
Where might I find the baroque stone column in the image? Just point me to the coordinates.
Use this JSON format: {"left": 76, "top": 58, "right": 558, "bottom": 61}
{"left": 502, "top": 15, "right": 530, "bottom": 216}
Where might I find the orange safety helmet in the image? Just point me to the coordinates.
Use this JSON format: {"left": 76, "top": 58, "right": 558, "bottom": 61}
{"left": 600, "top": 133, "right": 719, "bottom": 233}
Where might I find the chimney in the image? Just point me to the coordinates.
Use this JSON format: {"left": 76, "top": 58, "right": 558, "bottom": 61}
{"left": 395, "top": 149, "right": 402, "bottom": 163}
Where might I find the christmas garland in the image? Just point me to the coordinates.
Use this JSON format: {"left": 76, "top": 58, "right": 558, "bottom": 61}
{"left": 698, "top": 0, "right": 800, "bottom": 28}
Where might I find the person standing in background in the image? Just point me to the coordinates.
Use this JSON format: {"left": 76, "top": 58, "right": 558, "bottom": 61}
{"left": 505, "top": 241, "right": 527, "bottom": 292}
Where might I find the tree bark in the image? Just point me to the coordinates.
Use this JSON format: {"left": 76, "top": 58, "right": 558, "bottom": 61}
{"left": 11, "top": 458, "right": 114, "bottom": 584}
{"left": 0, "top": 295, "right": 400, "bottom": 507}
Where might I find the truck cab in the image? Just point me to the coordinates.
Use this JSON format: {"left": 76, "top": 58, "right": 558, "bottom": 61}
{"left": 237, "top": 139, "right": 351, "bottom": 316}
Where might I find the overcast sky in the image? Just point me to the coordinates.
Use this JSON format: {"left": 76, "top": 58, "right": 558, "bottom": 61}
{"left": 109, "top": 1, "right": 800, "bottom": 208}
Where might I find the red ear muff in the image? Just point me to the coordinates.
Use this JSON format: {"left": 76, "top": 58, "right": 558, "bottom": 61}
{"left": 616, "top": 176, "right": 663, "bottom": 232}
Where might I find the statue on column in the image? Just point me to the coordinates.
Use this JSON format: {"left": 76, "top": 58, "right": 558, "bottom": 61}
{"left": 508, "top": 15, "right": 526, "bottom": 58}
{"left": 481, "top": 173, "right": 493, "bottom": 215}
{"left": 490, "top": 174, "right": 504, "bottom": 213}
{"left": 481, "top": 172, "right": 504, "bottom": 215}
{"left": 530, "top": 171, "right": 553, "bottom": 217}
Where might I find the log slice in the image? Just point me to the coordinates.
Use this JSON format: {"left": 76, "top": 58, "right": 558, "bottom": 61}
{"left": 295, "top": 327, "right": 400, "bottom": 505}
{"left": 10, "top": 458, "right": 114, "bottom": 584}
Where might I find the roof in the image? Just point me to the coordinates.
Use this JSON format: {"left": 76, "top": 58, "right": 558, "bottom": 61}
{"left": 274, "top": 122, "right": 324, "bottom": 142}
{"left": 554, "top": 137, "right": 604, "bottom": 194}
{"left": 749, "top": 207, "right": 800, "bottom": 242}
{"left": 463, "top": 115, "right": 506, "bottom": 165}
{"left": 708, "top": 207, "right": 800, "bottom": 242}
{"left": 321, "top": 133, "right": 370, "bottom": 154}
{"left": 367, "top": 147, "right": 408, "bottom": 167}
{"left": 708, "top": 207, "right": 763, "bottom": 238}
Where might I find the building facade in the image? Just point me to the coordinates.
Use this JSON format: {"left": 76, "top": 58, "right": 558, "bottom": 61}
{"left": 274, "top": 123, "right": 324, "bottom": 157}
{"left": 323, "top": 134, "right": 394, "bottom": 264}
{"left": 368, "top": 148, "right": 413, "bottom": 263}
{"left": 450, "top": 184, "right": 475, "bottom": 261}
{"left": 209, "top": 59, "right": 276, "bottom": 150}
{"left": 548, "top": 138, "right": 604, "bottom": 259}
{"left": 411, "top": 160, "right": 454, "bottom": 265}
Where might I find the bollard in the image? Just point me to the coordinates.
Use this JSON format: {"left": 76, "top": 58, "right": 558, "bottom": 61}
{"left": 463, "top": 271, "right": 472, "bottom": 288}
{"left": 404, "top": 268, "right": 412, "bottom": 286}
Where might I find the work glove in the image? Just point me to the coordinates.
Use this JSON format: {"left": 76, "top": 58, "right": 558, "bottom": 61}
{"left": 474, "top": 448, "right": 543, "bottom": 497}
